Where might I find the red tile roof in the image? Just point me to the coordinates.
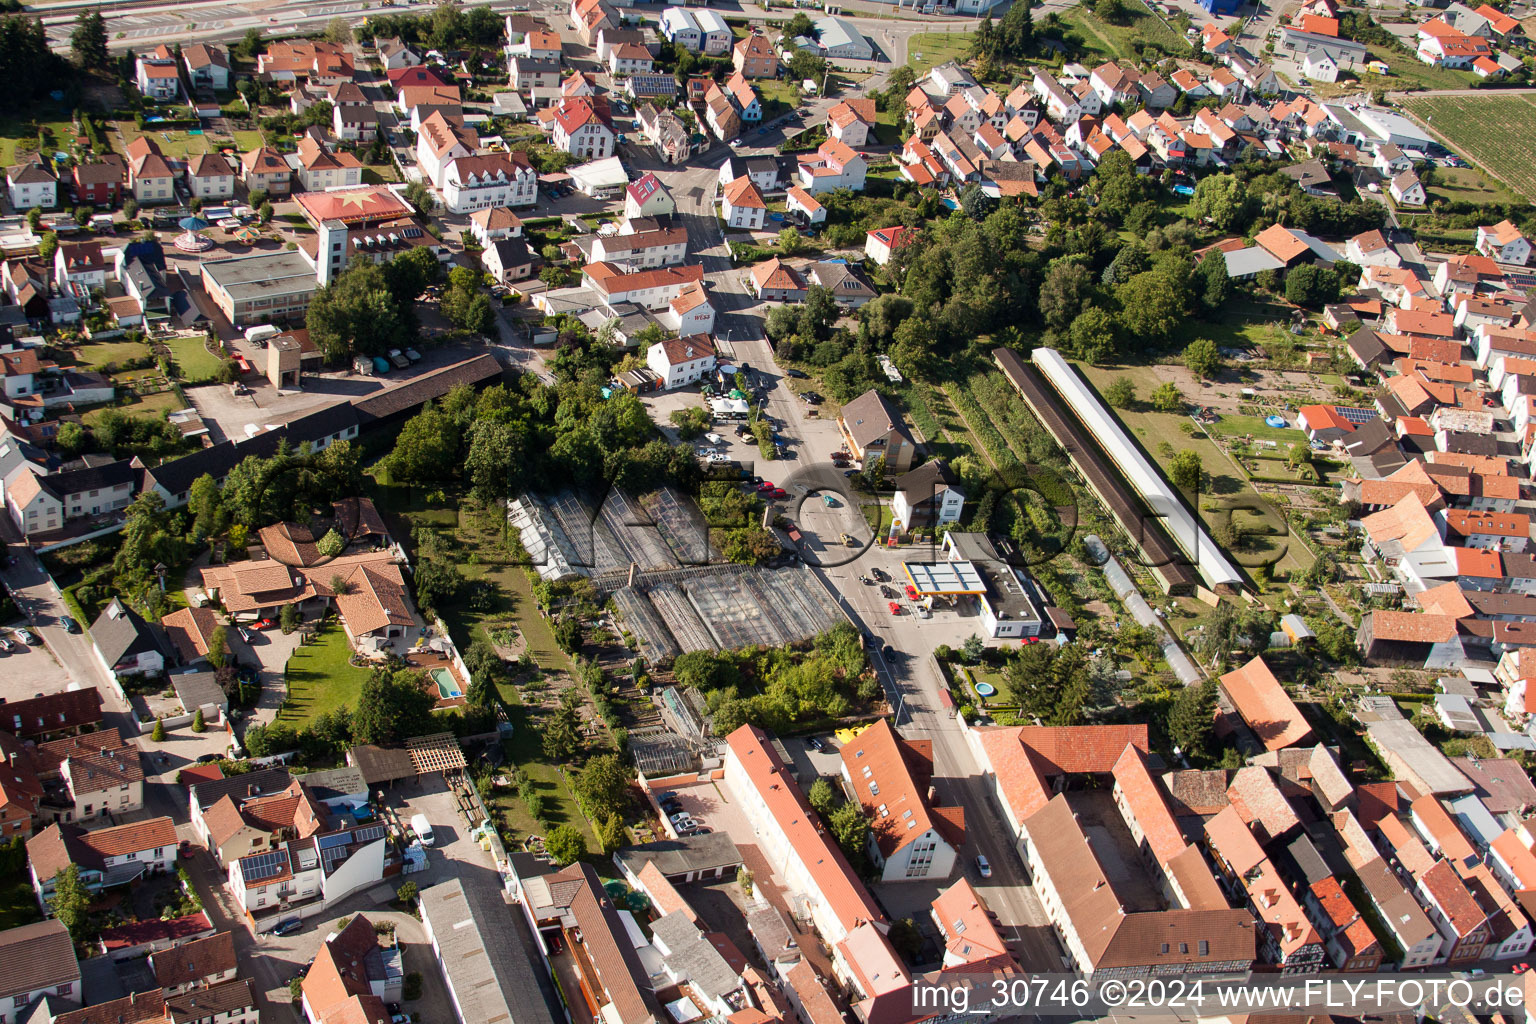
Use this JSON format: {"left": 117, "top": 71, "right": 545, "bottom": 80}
{"left": 1218, "top": 656, "right": 1312, "bottom": 752}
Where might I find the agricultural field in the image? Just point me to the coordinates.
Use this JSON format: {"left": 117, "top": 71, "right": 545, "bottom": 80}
{"left": 1365, "top": 45, "right": 1476, "bottom": 91}
{"left": 1400, "top": 93, "right": 1536, "bottom": 203}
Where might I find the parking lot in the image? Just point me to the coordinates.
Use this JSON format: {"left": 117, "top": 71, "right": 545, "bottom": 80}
{"left": 0, "top": 627, "right": 80, "bottom": 702}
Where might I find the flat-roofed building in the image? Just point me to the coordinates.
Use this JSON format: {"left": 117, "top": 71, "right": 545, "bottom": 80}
{"left": 200, "top": 250, "right": 318, "bottom": 325}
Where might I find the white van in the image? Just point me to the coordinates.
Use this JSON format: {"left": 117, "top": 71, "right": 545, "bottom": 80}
{"left": 410, "top": 813, "right": 435, "bottom": 847}
{"left": 244, "top": 324, "right": 281, "bottom": 345}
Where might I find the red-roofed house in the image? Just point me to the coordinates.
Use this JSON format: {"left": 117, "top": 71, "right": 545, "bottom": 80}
{"left": 550, "top": 97, "right": 615, "bottom": 159}
{"left": 931, "top": 878, "right": 1011, "bottom": 967}
{"left": 1417, "top": 859, "right": 1490, "bottom": 961}
{"left": 865, "top": 226, "right": 917, "bottom": 267}
{"left": 839, "top": 719, "right": 965, "bottom": 882}
{"left": 796, "top": 139, "right": 866, "bottom": 194}
{"left": 1304, "top": 877, "right": 1382, "bottom": 971}
{"left": 1218, "top": 656, "right": 1313, "bottom": 752}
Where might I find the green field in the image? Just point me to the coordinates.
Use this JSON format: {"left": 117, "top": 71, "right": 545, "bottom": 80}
{"left": 83, "top": 390, "right": 184, "bottom": 424}
{"left": 231, "top": 129, "right": 267, "bottom": 152}
{"left": 1367, "top": 45, "right": 1477, "bottom": 91}
{"left": 906, "top": 31, "right": 975, "bottom": 73}
{"left": 163, "top": 334, "right": 226, "bottom": 382}
{"left": 1060, "top": 0, "right": 1190, "bottom": 61}
{"left": 278, "top": 625, "right": 374, "bottom": 728}
{"left": 1400, "top": 93, "right": 1536, "bottom": 202}
{"left": 0, "top": 114, "right": 79, "bottom": 169}
{"left": 115, "top": 122, "right": 216, "bottom": 159}
{"left": 75, "top": 339, "right": 153, "bottom": 370}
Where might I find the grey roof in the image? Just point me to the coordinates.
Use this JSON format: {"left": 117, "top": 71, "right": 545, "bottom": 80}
{"left": 612, "top": 833, "right": 743, "bottom": 880}
{"left": 1222, "top": 245, "right": 1286, "bottom": 278}
{"left": 42, "top": 458, "right": 139, "bottom": 500}
{"left": 806, "top": 261, "right": 875, "bottom": 301}
{"left": 895, "top": 459, "right": 958, "bottom": 498}
{"left": 1347, "top": 326, "right": 1390, "bottom": 368}
{"left": 650, "top": 911, "right": 740, "bottom": 998}
{"left": 1363, "top": 717, "right": 1473, "bottom": 796}
{"left": 189, "top": 767, "right": 292, "bottom": 812}
{"left": 348, "top": 744, "right": 417, "bottom": 784}
{"left": 1450, "top": 756, "right": 1536, "bottom": 813}
{"left": 299, "top": 765, "right": 368, "bottom": 802}
{"left": 172, "top": 670, "right": 227, "bottom": 714}
{"left": 419, "top": 880, "right": 559, "bottom": 1024}
{"left": 0, "top": 920, "right": 79, "bottom": 1001}
{"left": 812, "top": 15, "right": 871, "bottom": 56}
{"left": 839, "top": 388, "right": 910, "bottom": 450}
{"left": 91, "top": 598, "right": 171, "bottom": 667}
{"left": 200, "top": 250, "right": 316, "bottom": 302}
{"left": 1281, "top": 161, "right": 1332, "bottom": 191}
{"left": 1354, "top": 856, "right": 1438, "bottom": 947}
{"left": 1280, "top": 832, "right": 1332, "bottom": 886}
{"left": 1342, "top": 416, "right": 1395, "bottom": 458}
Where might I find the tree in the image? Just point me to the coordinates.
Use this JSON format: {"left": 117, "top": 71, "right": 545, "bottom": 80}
{"left": 279, "top": 602, "right": 299, "bottom": 634}
{"left": 1167, "top": 680, "right": 1217, "bottom": 761}
{"left": 1169, "top": 449, "right": 1203, "bottom": 493}
{"left": 1039, "top": 260, "right": 1094, "bottom": 334}
{"left": 575, "top": 753, "right": 631, "bottom": 820}
{"left": 961, "top": 634, "right": 985, "bottom": 664}
{"left": 386, "top": 401, "right": 459, "bottom": 484}
{"left": 778, "top": 226, "right": 804, "bottom": 255}
{"left": 1095, "top": 0, "right": 1131, "bottom": 23}
{"left": 783, "top": 12, "right": 815, "bottom": 38}
{"left": 808, "top": 777, "right": 840, "bottom": 819}
{"left": 404, "top": 179, "right": 437, "bottom": 216}
{"left": 151, "top": 717, "right": 166, "bottom": 742}
{"left": 323, "top": 16, "right": 352, "bottom": 44}
{"left": 1189, "top": 174, "right": 1251, "bottom": 232}
{"left": 888, "top": 918, "right": 922, "bottom": 961}
{"left": 1193, "top": 250, "right": 1231, "bottom": 312}
{"left": 37, "top": 231, "right": 57, "bottom": 265}
{"left": 0, "top": 12, "right": 63, "bottom": 102}
{"left": 1183, "top": 337, "right": 1221, "bottom": 380}
{"left": 1150, "top": 381, "right": 1183, "bottom": 413}
{"left": 959, "top": 182, "right": 997, "bottom": 221}
{"left": 1116, "top": 270, "right": 1183, "bottom": 342}
{"left": 861, "top": 453, "right": 885, "bottom": 491}
{"left": 596, "top": 812, "right": 625, "bottom": 853}
{"left": 307, "top": 262, "right": 407, "bottom": 362}
{"left": 1104, "top": 377, "right": 1136, "bottom": 409}
{"left": 50, "top": 864, "right": 91, "bottom": 941}
{"left": 191, "top": 708, "right": 206, "bottom": 733}
{"left": 1285, "top": 263, "right": 1340, "bottom": 307}
{"left": 546, "top": 824, "right": 588, "bottom": 865}
{"left": 316, "top": 528, "right": 344, "bottom": 558}
{"left": 543, "top": 693, "right": 581, "bottom": 760}
{"left": 396, "top": 881, "right": 419, "bottom": 905}
{"left": 352, "top": 668, "right": 437, "bottom": 745}
{"left": 1068, "top": 307, "right": 1118, "bottom": 363}
{"left": 829, "top": 800, "right": 871, "bottom": 862}
{"left": 413, "top": 558, "right": 464, "bottom": 615}
{"left": 206, "top": 625, "right": 228, "bottom": 669}
{"left": 25, "top": 206, "right": 40, "bottom": 231}
{"left": 258, "top": 201, "right": 273, "bottom": 224}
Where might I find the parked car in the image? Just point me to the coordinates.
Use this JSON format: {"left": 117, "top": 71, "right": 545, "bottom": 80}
{"left": 757, "top": 481, "right": 774, "bottom": 492}
{"left": 975, "top": 855, "right": 992, "bottom": 879}
{"left": 808, "top": 737, "right": 824, "bottom": 751}
{"left": 196, "top": 753, "right": 222, "bottom": 764}
{"left": 785, "top": 368, "right": 809, "bottom": 379}
{"left": 238, "top": 627, "right": 254, "bottom": 643}
{"left": 61, "top": 616, "right": 80, "bottom": 634}
{"left": 801, "top": 392, "right": 823, "bottom": 405}
{"left": 872, "top": 568, "right": 889, "bottom": 581}
{"left": 273, "top": 918, "right": 304, "bottom": 936}
{"left": 771, "top": 488, "right": 789, "bottom": 499}
{"left": 670, "top": 812, "right": 692, "bottom": 823}
{"left": 14, "top": 629, "right": 36, "bottom": 645}
{"left": 888, "top": 601, "right": 902, "bottom": 615}
{"left": 253, "top": 618, "right": 276, "bottom": 630}
{"left": 179, "top": 841, "right": 194, "bottom": 859}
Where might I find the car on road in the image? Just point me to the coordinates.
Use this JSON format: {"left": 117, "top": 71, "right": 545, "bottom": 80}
{"left": 254, "top": 618, "right": 276, "bottom": 630}
{"left": 1514, "top": 964, "right": 1531, "bottom": 974}
{"left": 273, "top": 918, "right": 304, "bottom": 936}
{"left": 785, "top": 368, "right": 809, "bottom": 379}
{"left": 888, "top": 601, "right": 902, "bottom": 615}
{"left": 975, "top": 855, "right": 992, "bottom": 878}
{"left": 179, "top": 841, "right": 194, "bottom": 860}
{"left": 872, "top": 568, "right": 889, "bottom": 581}
{"left": 61, "top": 616, "right": 79, "bottom": 634}
{"left": 904, "top": 584, "right": 919, "bottom": 601}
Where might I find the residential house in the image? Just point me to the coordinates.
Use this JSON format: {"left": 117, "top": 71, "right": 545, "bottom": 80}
{"left": 1347, "top": 229, "right": 1402, "bottom": 269}
{"left": 376, "top": 38, "right": 422, "bottom": 71}
{"left": 149, "top": 932, "right": 237, "bottom": 995}
{"left": 416, "top": 111, "right": 478, "bottom": 187}
{"left": 186, "top": 154, "right": 236, "bottom": 201}
{"left": 136, "top": 45, "right": 182, "bottom": 101}
{"left": 333, "top": 104, "right": 380, "bottom": 143}
{"left": 838, "top": 389, "right": 916, "bottom": 473}
{"left": 0, "top": 921, "right": 79, "bottom": 1024}
{"left": 90, "top": 598, "right": 170, "bottom": 680}
{"left": 183, "top": 44, "right": 230, "bottom": 90}
{"left": 891, "top": 460, "right": 964, "bottom": 530}
{"left": 625, "top": 172, "right": 675, "bottom": 219}
{"left": 0, "top": 690, "right": 103, "bottom": 741}
{"left": 126, "top": 137, "right": 176, "bottom": 205}
{"left": 1391, "top": 170, "right": 1426, "bottom": 206}
{"left": 72, "top": 158, "right": 124, "bottom": 206}
{"left": 646, "top": 335, "right": 716, "bottom": 390}
{"left": 827, "top": 99, "right": 876, "bottom": 147}
{"left": 588, "top": 226, "right": 688, "bottom": 268}
{"left": 296, "top": 132, "right": 363, "bottom": 192}
{"left": 511, "top": 57, "right": 561, "bottom": 96}
{"left": 638, "top": 104, "right": 691, "bottom": 164}
{"left": 865, "top": 225, "right": 917, "bottom": 266}
{"left": 1478, "top": 221, "right": 1532, "bottom": 266}
{"left": 733, "top": 33, "right": 778, "bottom": 79}
{"left": 786, "top": 185, "right": 826, "bottom": 226}
{"left": 748, "top": 258, "right": 806, "bottom": 302}
{"left": 838, "top": 719, "right": 964, "bottom": 882}
{"left": 551, "top": 98, "right": 615, "bottom": 159}
{"left": 241, "top": 147, "right": 292, "bottom": 196}
{"left": 298, "top": 914, "right": 403, "bottom": 1024}
{"left": 442, "top": 151, "right": 538, "bottom": 213}
{"left": 53, "top": 241, "right": 108, "bottom": 295}
{"left": 481, "top": 237, "right": 538, "bottom": 285}
{"left": 7, "top": 160, "right": 56, "bottom": 212}
{"left": 796, "top": 139, "right": 866, "bottom": 193}
{"left": 28, "top": 817, "right": 178, "bottom": 907}
{"left": 721, "top": 175, "right": 766, "bottom": 230}
{"left": 805, "top": 261, "right": 876, "bottom": 308}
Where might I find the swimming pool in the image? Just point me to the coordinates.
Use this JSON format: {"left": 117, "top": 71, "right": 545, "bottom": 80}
{"left": 432, "top": 668, "right": 462, "bottom": 699}
{"left": 941, "top": 197, "right": 960, "bottom": 210}
{"left": 975, "top": 681, "right": 996, "bottom": 698}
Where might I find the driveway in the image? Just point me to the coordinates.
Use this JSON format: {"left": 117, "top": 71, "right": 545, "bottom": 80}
{"left": 228, "top": 623, "right": 305, "bottom": 730}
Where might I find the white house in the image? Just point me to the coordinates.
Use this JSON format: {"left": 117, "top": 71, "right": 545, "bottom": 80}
{"left": 135, "top": 45, "right": 182, "bottom": 101}
{"left": 1303, "top": 51, "right": 1340, "bottom": 82}
{"left": 551, "top": 98, "right": 615, "bottom": 159}
{"left": 797, "top": 138, "right": 866, "bottom": 193}
{"left": 28, "top": 817, "right": 178, "bottom": 908}
{"left": 720, "top": 175, "right": 766, "bottom": 230}
{"left": 647, "top": 335, "right": 716, "bottom": 390}
{"left": 624, "top": 172, "right": 675, "bottom": 220}
{"left": 416, "top": 110, "right": 478, "bottom": 187}
{"left": 1346, "top": 229, "right": 1402, "bottom": 269}
{"left": 1390, "top": 170, "right": 1427, "bottom": 207}
{"left": 442, "top": 152, "right": 538, "bottom": 213}
{"left": 7, "top": 161, "right": 57, "bottom": 211}
{"left": 891, "top": 461, "right": 965, "bottom": 530}
{"left": 838, "top": 719, "right": 962, "bottom": 883}
{"left": 186, "top": 153, "right": 236, "bottom": 200}
{"left": 866, "top": 225, "right": 917, "bottom": 266}
{"left": 183, "top": 44, "right": 231, "bottom": 90}
{"left": 1478, "top": 220, "right": 1532, "bottom": 266}
{"left": 786, "top": 185, "right": 826, "bottom": 226}
{"left": 660, "top": 7, "right": 703, "bottom": 51}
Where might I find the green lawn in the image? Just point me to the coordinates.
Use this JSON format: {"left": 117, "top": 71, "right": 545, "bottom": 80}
{"left": 1208, "top": 413, "right": 1306, "bottom": 444}
{"left": 1059, "top": 0, "right": 1190, "bottom": 62}
{"left": 0, "top": 114, "right": 79, "bottom": 169}
{"left": 75, "top": 340, "right": 153, "bottom": 370}
{"left": 906, "top": 31, "right": 975, "bottom": 74}
{"left": 83, "top": 390, "right": 184, "bottom": 424}
{"left": 278, "top": 624, "right": 374, "bottom": 728}
{"left": 163, "top": 334, "right": 226, "bottom": 383}
{"left": 231, "top": 129, "right": 267, "bottom": 152}
{"left": 1367, "top": 45, "right": 1477, "bottom": 91}
{"left": 1424, "top": 165, "right": 1523, "bottom": 207}
{"left": 114, "top": 122, "right": 216, "bottom": 159}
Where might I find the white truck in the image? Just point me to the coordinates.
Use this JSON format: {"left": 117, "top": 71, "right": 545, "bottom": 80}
{"left": 244, "top": 324, "right": 280, "bottom": 346}
{"left": 410, "top": 813, "right": 435, "bottom": 847}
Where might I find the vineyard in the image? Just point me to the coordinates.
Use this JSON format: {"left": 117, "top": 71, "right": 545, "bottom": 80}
{"left": 1399, "top": 94, "right": 1536, "bottom": 204}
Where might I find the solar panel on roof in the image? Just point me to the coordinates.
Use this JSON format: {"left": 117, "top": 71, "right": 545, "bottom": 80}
{"left": 241, "top": 849, "right": 287, "bottom": 882}
{"left": 353, "top": 824, "right": 386, "bottom": 843}
{"left": 317, "top": 832, "right": 352, "bottom": 851}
